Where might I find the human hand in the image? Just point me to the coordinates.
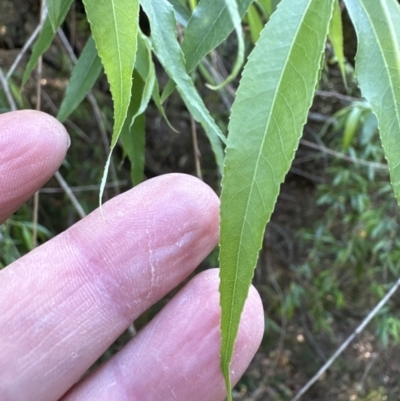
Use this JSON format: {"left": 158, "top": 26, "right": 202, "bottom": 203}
{"left": 0, "top": 110, "right": 264, "bottom": 401}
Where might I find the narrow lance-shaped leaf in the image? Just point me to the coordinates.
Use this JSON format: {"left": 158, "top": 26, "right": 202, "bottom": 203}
{"left": 344, "top": 0, "right": 400, "bottom": 201}
{"left": 120, "top": 70, "right": 147, "bottom": 186}
{"left": 166, "top": 0, "right": 192, "bottom": 26}
{"left": 140, "top": 0, "right": 226, "bottom": 171}
{"left": 57, "top": 36, "right": 102, "bottom": 122}
{"left": 245, "top": 3, "right": 265, "bottom": 44}
{"left": 208, "top": 0, "right": 244, "bottom": 90}
{"left": 219, "top": 0, "right": 335, "bottom": 398}
{"left": 22, "top": 0, "right": 74, "bottom": 86}
{"left": 135, "top": 32, "right": 175, "bottom": 131}
{"left": 46, "top": 0, "right": 63, "bottom": 32}
{"left": 183, "top": 0, "right": 252, "bottom": 75}
{"left": 328, "top": 0, "right": 347, "bottom": 86}
{"left": 82, "top": 0, "right": 139, "bottom": 205}
{"left": 162, "top": 0, "right": 253, "bottom": 102}
{"left": 83, "top": 0, "right": 139, "bottom": 148}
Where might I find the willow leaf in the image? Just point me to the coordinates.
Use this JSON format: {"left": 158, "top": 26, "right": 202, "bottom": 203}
{"left": 83, "top": 0, "right": 139, "bottom": 148}
{"left": 22, "top": 0, "right": 73, "bottom": 86}
{"left": 208, "top": 0, "right": 244, "bottom": 90}
{"left": 183, "top": 0, "right": 252, "bottom": 74}
{"left": 246, "top": 3, "right": 264, "bottom": 43}
{"left": 166, "top": 0, "right": 191, "bottom": 26}
{"left": 344, "top": 0, "right": 400, "bottom": 202}
{"left": 83, "top": 0, "right": 139, "bottom": 206}
{"left": 219, "top": 0, "right": 335, "bottom": 397}
{"left": 120, "top": 71, "right": 147, "bottom": 186}
{"left": 46, "top": 0, "right": 62, "bottom": 32}
{"left": 140, "top": 0, "right": 225, "bottom": 170}
{"left": 162, "top": 0, "right": 252, "bottom": 101}
{"left": 57, "top": 36, "right": 102, "bottom": 122}
{"left": 328, "top": 0, "right": 347, "bottom": 86}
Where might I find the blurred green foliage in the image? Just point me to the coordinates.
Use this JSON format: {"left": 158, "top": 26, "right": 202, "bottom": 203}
{"left": 285, "top": 102, "right": 400, "bottom": 345}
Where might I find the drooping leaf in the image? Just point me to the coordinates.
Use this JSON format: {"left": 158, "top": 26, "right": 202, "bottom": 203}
{"left": 246, "top": 3, "right": 264, "bottom": 43}
{"left": 207, "top": 0, "right": 245, "bottom": 90}
{"left": 166, "top": 0, "right": 192, "bottom": 26}
{"left": 82, "top": 0, "right": 139, "bottom": 205}
{"left": 328, "top": 0, "right": 347, "bottom": 86}
{"left": 57, "top": 36, "right": 102, "bottom": 122}
{"left": 83, "top": 0, "right": 139, "bottom": 148}
{"left": 22, "top": 0, "right": 74, "bottom": 86}
{"left": 219, "top": 0, "right": 335, "bottom": 398}
{"left": 182, "top": 0, "right": 252, "bottom": 74}
{"left": 344, "top": 0, "right": 400, "bottom": 201}
{"left": 136, "top": 32, "right": 176, "bottom": 131}
{"left": 140, "top": 0, "right": 226, "bottom": 170}
{"left": 342, "top": 104, "right": 363, "bottom": 150}
{"left": 46, "top": 0, "right": 63, "bottom": 32}
{"left": 257, "top": 0, "right": 281, "bottom": 17}
{"left": 123, "top": 113, "right": 146, "bottom": 186}
{"left": 162, "top": 0, "right": 253, "bottom": 101}
{"left": 120, "top": 71, "right": 147, "bottom": 186}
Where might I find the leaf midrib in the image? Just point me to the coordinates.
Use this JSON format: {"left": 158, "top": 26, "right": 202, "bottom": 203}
{"left": 185, "top": 5, "right": 226, "bottom": 73}
{"left": 110, "top": 0, "right": 124, "bottom": 126}
{"left": 223, "top": 0, "right": 312, "bottom": 356}
{"left": 360, "top": 0, "right": 400, "bottom": 173}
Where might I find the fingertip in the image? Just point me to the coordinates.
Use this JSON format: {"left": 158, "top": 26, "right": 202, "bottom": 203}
{"left": 5, "top": 110, "right": 70, "bottom": 151}
{"left": 0, "top": 110, "right": 70, "bottom": 221}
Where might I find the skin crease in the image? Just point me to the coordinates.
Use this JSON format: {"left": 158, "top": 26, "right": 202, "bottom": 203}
{"left": 0, "top": 110, "right": 264, "bottom": 401}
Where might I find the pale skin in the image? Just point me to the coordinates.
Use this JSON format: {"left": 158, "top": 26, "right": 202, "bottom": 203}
{"left": 0, "top": 110, "right": 264, "bottom": 401}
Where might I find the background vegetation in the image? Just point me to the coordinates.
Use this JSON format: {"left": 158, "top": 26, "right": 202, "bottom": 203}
{"left": 1, "top": 0, "right": 400, "bottom": 400}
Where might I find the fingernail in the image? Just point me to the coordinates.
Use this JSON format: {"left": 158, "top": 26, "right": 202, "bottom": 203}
{"left": 67, "top": 133, "right": 71, "bottom": 149}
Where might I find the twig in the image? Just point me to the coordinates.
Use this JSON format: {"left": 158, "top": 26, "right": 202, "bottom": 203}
{"left": 356, "top": 352, "right": 378, "bottom": 393}
{"left": 300, "top": 139, "right": 388, "bottom": 170}
{"left": 41, "top": 89, "right": 92, "bottom": 143}
{"left": 290, "top": 166, "right": 324, "bottom": 183}
{"left": 300, "top": 313, "right": 327, "bottom": 362}
{"left": 190, "top": 116, "right": 202, "bottom": 179}
{"left": 0, "top": 67, "right": 16, "bottom": 111}
{"left": 54, "top": 171, "right": 86, "bottom": 219}
{"left": 5, "top": 24, "right": 42, "bottom": 80}
{"left": 308, "top": 112, "right": 330, "bottom": 123}
{"left": 291, "top": 275, "right": 400, "bottom": 401}
{"left": 57, "top": 28, "right": 120, "bottom": 196}
{"left": 315, "top": 90, "right": 359, "bottom": 104}
{"left": 39, "top": 180, "right": 127, "bottom": 193}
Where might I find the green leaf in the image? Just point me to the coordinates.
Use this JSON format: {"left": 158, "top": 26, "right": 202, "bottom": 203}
{"left": 342, "top": 104, "right": 363, "bottom": 150}
{"left": 219, "top": 0, "right": 335, "bottom": 398}
{"left": 22, "top": 0, "right": 73, "bottom": 86}
{"left": 83, "top": 0, "right": 139, "bottom": 148}
{"left": 207, "top": 0, "right": 245, "bottom": 90}
{"left": 83, "top": 0, "right": 139, "bottom": 206}
{"left": 246, "top": 3, "right": 264, "bottom": 43}
{"left": 46, "top": 0, "right": 63, "bottom": 32}
{"left": 166, "top": 0, "right": 192, "bottom": 26}
{"left": 136, "top": 32, "right": 176, "bottom": 131}
{"left": 140, "top": 0, "right": 226, "bottom": 170}
{"left": 344, "top": 0, "right": 400, "bottom": 201}
{"left": 328, "top": 0, "right": 347, "bottom": 86}
{"left": 257, "top": 0, "right": 281, "bottom": 17}
{"left": 120, "top": 71, "right": 147, "bottom": 186}
{"left": 57, "top": 36, "right": 102, "bottom": 122}
{"left": 182, "top": 0, "right": 252, "bottom": 74}
{"left": 161, "top": 0, "right": 252, "bottom": 101}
